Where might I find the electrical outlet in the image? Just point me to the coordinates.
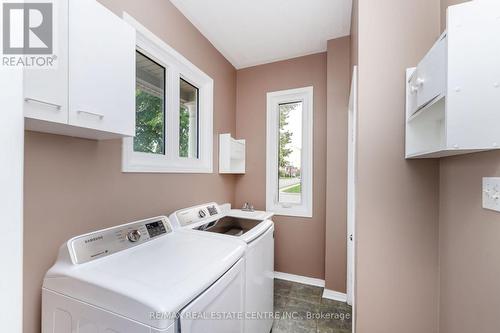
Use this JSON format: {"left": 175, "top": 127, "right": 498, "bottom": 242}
{"left": 483, "top": 177, "right": 500, "bottom": 212}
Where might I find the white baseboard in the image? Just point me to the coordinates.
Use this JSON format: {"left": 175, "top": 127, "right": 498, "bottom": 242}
{"left": 322, "top": 289, "right": 347, "bottom": 302}
{"left": 274, "top": 271, "right": 348, "bottom": 303}
{"left": 274, "top": 271, "right": 325, "bottom": 288}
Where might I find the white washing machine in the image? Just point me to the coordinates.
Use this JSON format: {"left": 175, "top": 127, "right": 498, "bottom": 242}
{"left": 169, "top": 203, "right": 275, "bottom": 333}
{"left": 42, "top": 216, "right": 247, "bottom": 333}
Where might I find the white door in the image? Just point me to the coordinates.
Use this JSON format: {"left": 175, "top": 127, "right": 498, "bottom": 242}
{"left": 68, "top": 0, "right": 136, "bottom": 136}
{"left": 24, "top": 0, "right": 68, "bottom": 124}
{"left": 244, "top": 226, "right": 274, "bottom": 333}
{"left": 180, "top": 259, "right": 245, "bottom": 333}
{"left": 346, "top": 66, "right": 358, "bottom": 307}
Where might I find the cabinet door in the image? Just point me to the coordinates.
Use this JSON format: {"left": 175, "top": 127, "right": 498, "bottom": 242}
{"left": 24, "top": 0, "right": 68, "bottom": 124}
{"left": 68, "top": 0, "right": 135, "bottom": 136}
{"left": 415, "top": 36, "right": 446, "bottom": 111}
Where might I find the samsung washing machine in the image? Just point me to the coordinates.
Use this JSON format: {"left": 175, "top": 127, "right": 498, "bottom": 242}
{"left": 170, "top": 203, "right": 275, "bottom": 333}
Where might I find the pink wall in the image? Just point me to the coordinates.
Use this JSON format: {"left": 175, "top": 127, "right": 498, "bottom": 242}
{"left": 23, "top": 1, "right": 236, "bottom": 332}
{"left": 438, "top": 2, "right": 500, "bottom": 333}
{"left": 325, "top": 36, "right": 351, "bottom": 292}
{"left": 355, "top": 0, "right": 441, "bottom": 332}
{"left": 234, "top": 53, "right": 328, "bottom": 280}
{"left": 439, "top": 152, "right": 500, "bottom": 333}
{"left": 352, "top": 1, "right": 500, "bottom": 332}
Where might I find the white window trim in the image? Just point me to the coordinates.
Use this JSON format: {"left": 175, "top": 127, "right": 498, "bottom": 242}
{"left": 121, "top": 13, "right": 213, "bottom": 173}
{"left": 266, "top": 86, "right": 313, "bottom": 218}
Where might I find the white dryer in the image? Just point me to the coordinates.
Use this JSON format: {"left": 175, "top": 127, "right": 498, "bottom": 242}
{"left": 42, "top": 216, "right": 247, "bottom": 333}
{"left": 169, "top": 203, "right": 275, "bottom": 333}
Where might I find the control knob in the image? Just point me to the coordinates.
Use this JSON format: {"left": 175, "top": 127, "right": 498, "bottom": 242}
{"left": 198, "top": 210, "right": 207, "bottom": 218}
{"left": 127, "top": 229, "right": 142, "bottom": 243}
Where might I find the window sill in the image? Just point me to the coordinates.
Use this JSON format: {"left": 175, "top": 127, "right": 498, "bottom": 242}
{"left": 122, "top": 138, "right": 213, "bottom": 174}
{"left": 266, "top": 204, "right": 312, "bottom": 218}
{"left": 122, "top": 165, "right": 213, "bottom": 174}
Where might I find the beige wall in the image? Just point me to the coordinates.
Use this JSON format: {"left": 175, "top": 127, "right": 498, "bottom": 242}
{"left": 355, "top": 0, "right": 441, "bottom": 332}
{"left": 437, "top": 1, "right": 500, "bottom": 333}
{"left": 23, "top": 0, "right": 237, "bottom": 332}
{"left": 439, "top": 152, "right": 500, "bottom": 333}
{"left": 234, "top": 53, "right": 328, "bottom": 279}
{"left": 325, "top": 37, "right": 351, "bottom": 292}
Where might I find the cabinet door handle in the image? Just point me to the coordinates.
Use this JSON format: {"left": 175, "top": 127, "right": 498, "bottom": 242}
{"left": 77, "top": 110, "right": 104, "bottom": 119}
{"left": 24, "top": 98, "right": 62, "bottom": 110}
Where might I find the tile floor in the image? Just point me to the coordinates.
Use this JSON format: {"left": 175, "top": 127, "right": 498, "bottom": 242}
{"left": 272, "top": 279, "right": 352, "bottom": 333}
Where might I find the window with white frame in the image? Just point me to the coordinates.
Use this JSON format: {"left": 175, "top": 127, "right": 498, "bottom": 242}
{"left": 266, "top": 87, "right": 313, "bottom": 217}
{"left": 122, "top": 14, "right": 213, "bottom": 173}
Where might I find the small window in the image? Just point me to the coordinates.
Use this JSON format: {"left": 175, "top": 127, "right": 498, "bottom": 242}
{"left": 122, "top": 15, "right": 214, "bottom": 174}
{"left": 266, "top": 87, "right": 313, "bottom": 217}
{"left": 134, "top": 51, "right": 166, "bottom": 155}
{"left": 179, "top": 78, "right": 199, "bottom": 158}
{"left": 278, "top": 101, "right": 303, "bottom": 204}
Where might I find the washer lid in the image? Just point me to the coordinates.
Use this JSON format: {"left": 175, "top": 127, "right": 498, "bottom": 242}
{"left": 43, "top": 231, "right": 246, "bottom": 330}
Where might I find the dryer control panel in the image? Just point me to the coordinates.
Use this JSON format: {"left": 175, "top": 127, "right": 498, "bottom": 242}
{"left": 68, "top": 217, "right": 172, "bottom": 264}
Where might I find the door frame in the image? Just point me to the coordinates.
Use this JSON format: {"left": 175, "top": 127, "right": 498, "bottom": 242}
{"left": 0, "top": 69, "right": 24, "bottom": 333}
{"left": 346, "top": 66, "right": 358, "bottom": 324}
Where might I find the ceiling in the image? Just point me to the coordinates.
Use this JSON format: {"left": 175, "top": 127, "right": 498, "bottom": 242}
{"left": 169, "top": 0, "right": 352, "bottom": 69}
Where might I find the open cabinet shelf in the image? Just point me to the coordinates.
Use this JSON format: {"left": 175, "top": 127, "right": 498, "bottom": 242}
{"left": 405, "top": 1, "right": 500, "bottom": 159}
{"left": 219, "top": 133, "right": 246, "bottom": 174}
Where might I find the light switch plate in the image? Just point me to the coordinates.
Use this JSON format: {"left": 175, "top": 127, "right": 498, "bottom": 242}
{"left": 483, "top": 177, "right": 500, "bottom": 212}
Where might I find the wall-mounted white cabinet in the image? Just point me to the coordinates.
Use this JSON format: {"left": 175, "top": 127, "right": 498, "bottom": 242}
{"left": 24, "top": 0, "right": 136, "bottom": 140}
{"left": 406, "top": 1, "right": 500, "bottom": 158}
{"left": 219, "top": 134, "right": 245, "bottom": 174}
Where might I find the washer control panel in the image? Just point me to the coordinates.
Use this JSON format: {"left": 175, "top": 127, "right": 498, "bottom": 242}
{"left": 127, "top": 229, "right": 142, "bottom": 242}
{"left": 68, "top": 217, "right": 172, "bottom": 264}
{"left": 177, "top": 203, "right": 221, "bottom": 227}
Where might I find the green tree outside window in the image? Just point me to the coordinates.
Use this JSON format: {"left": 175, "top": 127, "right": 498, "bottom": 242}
{"left": 179, "top": 105, "right": 190, "bottom": 157}
{"left": 134, "top": 89, "right": 165, "bottom": 154}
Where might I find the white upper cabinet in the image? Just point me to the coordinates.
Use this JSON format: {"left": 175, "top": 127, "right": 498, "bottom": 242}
{"left": 24, "top": 0, "right": 135, "bottom": 140}
{"left": 23, "top": 0, "right": 68, "bottom": 125}
{"left": 406, "top": 0, "right": 500, "bottom": 158}
{"left": 68, "top": 0, "right": 135, "bottom": 136}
